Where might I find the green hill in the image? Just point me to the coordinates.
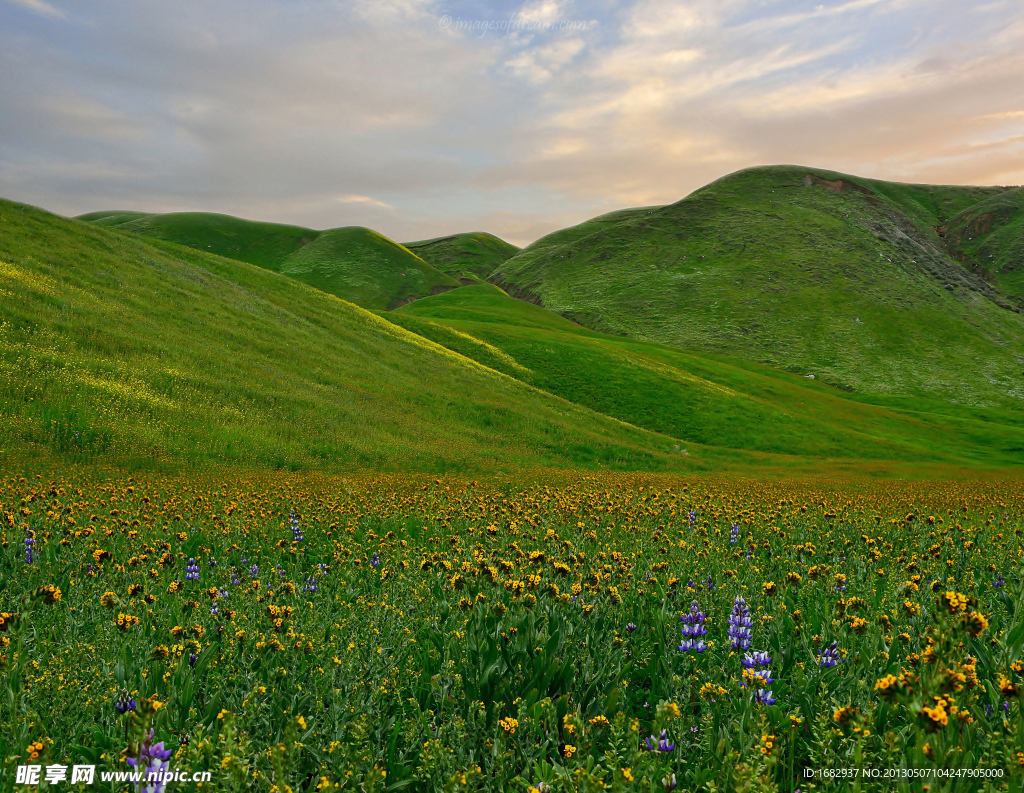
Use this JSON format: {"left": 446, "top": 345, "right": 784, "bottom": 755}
{"left": 490, "top": 166, "right": 1024, "bottom": 406}
{"left": 1, "top": 198, "right": 726, "bottom": 473}
{"left": 401, "top": 232, "right": 520, "bottom": 282}
{"left": 278, "top": 227, "right": 458, "bottom": 310}
{"left": 75, "top": 211, "right": 459, "bottom": 310}
{"left": 383, "top": 284, "right": 1024, "bottom": 466}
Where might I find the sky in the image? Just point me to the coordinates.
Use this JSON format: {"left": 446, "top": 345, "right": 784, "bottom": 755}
{"left": 2, "top": 0, "right": 1023, "bottom": 246}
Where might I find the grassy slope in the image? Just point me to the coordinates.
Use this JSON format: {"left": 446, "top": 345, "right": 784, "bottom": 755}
{"left": 490, "top": 166, "right": 1024, "bottom": 406}
{"left": 402, "top": 232, "right": 520, "bottom": 282}
{"left": 383, "top": 284, "right": 1024, "bottom": 467}
{"left": 0, "top": 198, "right": 736, "bottom": 474}
{"left": 76, "top": 211, "right": 458, "bottom": 310}
{"left": 278, "top": 227, "right": 458, "bottom": 310}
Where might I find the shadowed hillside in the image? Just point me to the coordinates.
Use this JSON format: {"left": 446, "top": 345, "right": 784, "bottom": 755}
{"left": 402, "top": 232, "right": 520, "bottom": 282}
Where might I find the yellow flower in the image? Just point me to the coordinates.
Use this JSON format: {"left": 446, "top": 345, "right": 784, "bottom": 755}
{"left": 563, "top": 744, "right": 576, "bottom": 758}
{"left": 499, "top": 717, "right": 518, "bottom": 736}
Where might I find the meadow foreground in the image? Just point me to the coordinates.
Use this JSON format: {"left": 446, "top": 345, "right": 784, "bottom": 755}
{"left": 3, "top": 468, "right": 1023, "bottom": 792}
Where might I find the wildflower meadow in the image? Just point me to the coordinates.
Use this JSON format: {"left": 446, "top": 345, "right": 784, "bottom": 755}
{"left": 3, "top": 468, "right": 1024, "bottom": 792}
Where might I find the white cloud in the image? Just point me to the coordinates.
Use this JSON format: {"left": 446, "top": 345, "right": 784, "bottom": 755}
{"left": 337, "top": 194, "right": 394, "bottom": 210}
{"left": 5, "top": 0, "right": 65, "bottom": 19}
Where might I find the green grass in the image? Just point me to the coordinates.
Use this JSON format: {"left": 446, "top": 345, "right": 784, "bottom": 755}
{"left": 75, "top": 211, "right": 460, "bottom": 310}
{"left": 490, "top": 166, "right": 1024, "bottom": 406}
{"left": 382, "top": 284, "right": 1024, "bottom": 467}
{"left": 1, "top": 198, "right": 733, "bottom": 474}
{"left": 402, "top": 232, "right": 520, "bottom": 282}
{"left": 277, "top": 226, "right": 458, "bottom": 310}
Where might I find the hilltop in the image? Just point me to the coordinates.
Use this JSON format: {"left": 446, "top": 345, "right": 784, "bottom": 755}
{"left": 490, "top": 166, "right": 1024, "bottom": 406}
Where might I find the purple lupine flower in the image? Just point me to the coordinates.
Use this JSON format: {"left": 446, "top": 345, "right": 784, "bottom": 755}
{"left": 248, "top": 564, "right": 259, "bottom": 578}
{"left": 742, "top": 648, "right": 776, "bottom": 705}
{"left": 210, "top": 605, "right": 219, "bottom": 616}
{"left": 304, "top": 576, "right": 318, "bottom": 593}
{"left": 625, "top": 622, "right": 638, "bottom": 633}
{"left": 289, "top": 508, "right": 303, "bottom": 544}
{"left": 687, "top": 511, "right": 697, "bottom": 529}
{"left": 317, "top": 562, "right": 328, "bottom": 575}
{"left": 817, "top": 641, "right": 840, "bottom": 668}
{"left": 208, "top": 558, "right": 217, "bottom": 568}
{"left": 742, "top": 651, "right": 772, "bottom": 669}
{"left": 240, "top": 556, "right": 248, "bottom": 565}
{"left": 24, "top": 528, "right": 35, "bottom": 565}
{"left": 679, "top": 600, "right": 708, "bottom": 653}
{"left": 645, "top": 729, "right": 675, "bottom": 752}
{"left": 729, "top": 522, "right": 740, "bottom": 545}
{"left": 232, "top": 574, "right": 241, "bottom": 586}
{"left": 728, "top": 596, "right": 752, "bottom": 650}
{"left": 276, "top": 564, "right": 285, "bottom": 578}
{"left": 746, "top": 548, "right": 753, "bottom": 560}
{"left": 994, "top": 572, "right": 1006, "bottom": 589}
{"left": 188, "top": 653, "right": 198, "bottom": 667}
{"left": 114, "top": 689, "right": 137, "bottom": 715}
{"left": 185, "top": 558, "right": 200, "bottom": 580}
{"left": 706, "top": 574, "right": 715, "bottom": 592}
{"left": 687, "top": 579, "right": 696, "bottom": 589}
{"left": 662, "top": 773, "right": 678, "bottom": 792}
{"left": 126, "top": 729, "right": 174, "bottom": 793}
{"left": 218, "top": 587, "right": 229, "bottom": 599}
{"left": 753, "top": 689, "right": 777, "bottom": 706}
{"left": 370, "top": 552, "right": 381, "bottom": 568}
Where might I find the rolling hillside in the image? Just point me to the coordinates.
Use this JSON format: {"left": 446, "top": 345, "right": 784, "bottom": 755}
{"left": 490, "top": 166, "right": 1024, "bottom": 406}
{"left": 1, "top": 198, "right": 720, "bottom": 473}
{"left": 382, "top": 284, "right": 1024, "bottom": 466}
{"left": 402, "top": 232, "right": 520, "bottom": 282}
{"left": 76, "top": 211, "right": 459, "bottom": 310}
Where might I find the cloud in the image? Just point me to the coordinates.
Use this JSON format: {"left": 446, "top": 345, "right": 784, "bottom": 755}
{"left": 337, "top": 194, "right": 395, "bottom": 210}
{"left": 1, "top": 0, "right": 1024, "bottom": 248}
{"left": 5, "top": 0, "right": 65, "bottom": 19}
